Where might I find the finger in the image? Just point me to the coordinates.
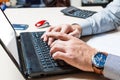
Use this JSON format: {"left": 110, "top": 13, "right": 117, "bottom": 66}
{"left": 52, "top": 51, "right": 68, "bottom": 61}
{"left": 48, "top": 37, "right": 54, "bottom": 45}
{"left": 50, "top": 39, "right": 65, "bottom": 47}
{"left": 50, "top": 40, "right": 66, "bottom": 48}
{"left": 41, "top": 33, "right": 48, "bottom": 41}
{"left": 41, "top": 26, "right": 54, "bottom": 41}
{"left": 51, "top": 26, "right": 61, "bottom": 32}
{"left": 50, "top": 43, "right": 65, "bottom": 55}
{"left": 41, "top": 26, "right": 53, "bottom": 38}
{"left": 46, "top": 32, "right": 71, "bottom": 41}
{"left": 69, "top": 29, "right": 81, "bottom": 38}
{"left": 60, "top": 24, "right": 70, "bottom": 33}
{"left": 47, "top": 26, "right": 62, "bottom": 45}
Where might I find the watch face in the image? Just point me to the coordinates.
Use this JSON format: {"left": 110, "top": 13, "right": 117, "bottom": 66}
{"left": 92, "top": 52, "right": 107, "bottom": 68}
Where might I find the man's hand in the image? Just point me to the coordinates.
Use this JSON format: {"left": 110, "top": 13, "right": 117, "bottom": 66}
{"left": 41, "top": 24, "right": 82, "bottom": 45}
{"left": 45, "top": 32, "right": 97, "bottom": 72}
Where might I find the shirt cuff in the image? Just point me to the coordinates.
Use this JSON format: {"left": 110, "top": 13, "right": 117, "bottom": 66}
{"left": 103, "top": 54, "right": 120, "bottom": 80}
{"left": 77, "top": 19, "right": 93, "bottom": 36}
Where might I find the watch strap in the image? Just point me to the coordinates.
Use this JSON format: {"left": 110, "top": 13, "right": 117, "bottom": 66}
{"left": 92, "top": 65, "right": 103, "bottom": 74}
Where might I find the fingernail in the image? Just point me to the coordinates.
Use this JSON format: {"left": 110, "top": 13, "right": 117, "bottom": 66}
{"left": 48, "top": 41, "right": 51, "bottom": 46}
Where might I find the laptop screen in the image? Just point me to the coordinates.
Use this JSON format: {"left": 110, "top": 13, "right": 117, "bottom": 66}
{"left": 0, "top": 9, "right": 20, "bottom": 65}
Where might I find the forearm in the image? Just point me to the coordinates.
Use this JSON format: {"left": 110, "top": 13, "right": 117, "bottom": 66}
{"left": 78, "top": 0, "right": 120, "bottom": 36}
{"left": 103, "top": 54, "right": 120, "bottom": 80}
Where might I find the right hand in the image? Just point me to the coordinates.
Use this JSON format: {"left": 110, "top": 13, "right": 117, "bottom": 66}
{"left": 45, "top": 32, "right": 97, "bottom": 72}
{"left": 41, "top": 24, "right": 82, "bottom": 45}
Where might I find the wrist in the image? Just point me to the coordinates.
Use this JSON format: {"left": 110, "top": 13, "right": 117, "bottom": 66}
{"left": 92, "top": 52, "right": 108, "bottom": 74}
{"left": 72, "top": 23, "right": 82, "bottom": 38}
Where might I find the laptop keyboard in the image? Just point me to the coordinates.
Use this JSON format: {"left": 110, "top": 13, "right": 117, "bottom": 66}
{"left": 31, "top": 32, "right": 71, "bottom": 71}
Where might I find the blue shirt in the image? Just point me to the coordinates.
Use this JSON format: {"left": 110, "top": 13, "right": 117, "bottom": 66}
{"left": 78, "top": 0, "right": 120, "bottom": 79}
{"left": 80, "top": 0, "right": 120, "bottom": 36}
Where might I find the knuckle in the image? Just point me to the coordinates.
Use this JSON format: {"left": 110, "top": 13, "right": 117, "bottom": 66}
{"left": 59, "top": 33, "right": 64, "bottom": 36}
{"left": 52, "top": 53, "right": 59, "bottom": 59}
{"left": 51, "top": 44, "right": 59, "bottom": 50}
{"left": 52, "top": 27, "right": 60, "bottom": 32}
{"left": 48, "top": 27, "right": 53, "bottom": 30}
{"left": 49, "top": 37, "right": 54, "bottom": 41}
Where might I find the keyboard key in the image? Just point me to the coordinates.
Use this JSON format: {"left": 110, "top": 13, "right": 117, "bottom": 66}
{"left": 31, "top": 32, "right": 74, "bottom": 71}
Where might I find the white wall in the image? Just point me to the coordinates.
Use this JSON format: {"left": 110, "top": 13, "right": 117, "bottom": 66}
{"left": 70, "top": 0, "right": 82, "bottom": 7}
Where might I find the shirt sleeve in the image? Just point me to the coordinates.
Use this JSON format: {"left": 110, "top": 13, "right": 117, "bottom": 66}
{"left": 78, "top": 0, "right": 120, "bottom": 36}
{"left": 103, "top": 54, "right": 120, "bottom": 80}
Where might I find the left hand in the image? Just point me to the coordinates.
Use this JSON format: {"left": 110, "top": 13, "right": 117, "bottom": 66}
{"left": 45, "top": 32, "right": 97, "bottom": 72}
{"left": 41, "top": 24, "right": 82, "bottom": 45}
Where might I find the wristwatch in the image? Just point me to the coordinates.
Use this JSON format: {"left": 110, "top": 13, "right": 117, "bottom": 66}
{"left": 92, "top": 52, "right": 108, "bottom": 74}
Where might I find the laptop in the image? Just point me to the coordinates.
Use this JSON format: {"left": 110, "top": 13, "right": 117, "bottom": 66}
{"left": 0, "top": 8, "right": 79, "bottom": 78}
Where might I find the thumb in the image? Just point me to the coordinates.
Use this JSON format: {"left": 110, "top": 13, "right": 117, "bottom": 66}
{"left": 69, "top": 30, "right": 81, "bottom": 38}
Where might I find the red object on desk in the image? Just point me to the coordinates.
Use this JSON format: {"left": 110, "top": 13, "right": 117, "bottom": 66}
{"left": 35, "top": 20, "right": 47, "bottom": 28}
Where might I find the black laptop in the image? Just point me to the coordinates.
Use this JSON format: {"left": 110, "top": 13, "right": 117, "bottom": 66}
{"left": 0, "top": 8, "right": 79, "bottom": 78}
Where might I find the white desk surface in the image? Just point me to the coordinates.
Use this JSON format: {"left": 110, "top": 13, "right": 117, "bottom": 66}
{"left": 0, "top": 7, "right": 113, "bottom": 80}
{"left": 4, "top": 6, "right": 103, "bottom": 35}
